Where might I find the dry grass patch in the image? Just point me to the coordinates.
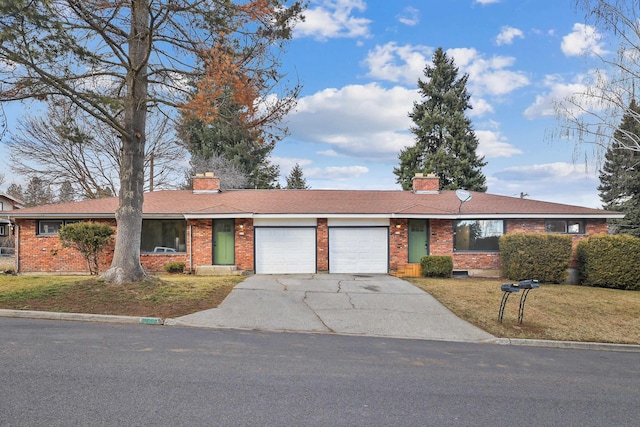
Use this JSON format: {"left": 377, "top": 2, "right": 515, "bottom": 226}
{"left": 0, "top": 274, "right": 244, "bottom": 318}
{"left": 409, "top": 278, "right": 640, "bottom": 345}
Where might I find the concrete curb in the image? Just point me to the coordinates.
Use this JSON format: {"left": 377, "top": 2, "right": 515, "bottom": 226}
{"left": 2, "top": 309, "right": 639, "bottom": 352}
{"left": 0, "top": 309, "right": 163, "bottom": 325}
{"left": 492, "top": 337, "right": 640, "bottom": 353}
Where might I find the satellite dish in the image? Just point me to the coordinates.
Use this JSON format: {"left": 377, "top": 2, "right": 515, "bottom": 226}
{"left": 456, "top": 189, "right": 472, "bottom": 214}
{"left": 456, "top": 189, "right": 472, "bottom": 203}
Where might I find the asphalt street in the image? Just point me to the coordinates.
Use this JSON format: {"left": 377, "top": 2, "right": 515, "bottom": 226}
{"left": 1, "top": 318, "right": 639, "bottom": 426}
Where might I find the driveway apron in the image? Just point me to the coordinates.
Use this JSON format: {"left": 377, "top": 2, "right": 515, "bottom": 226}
{"left": 170, "top": 274, "right": 495, "bottom": 343}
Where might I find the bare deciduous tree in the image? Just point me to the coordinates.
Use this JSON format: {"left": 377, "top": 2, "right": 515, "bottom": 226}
{"left": 0, "top": 0, "right": 304, "bottom": 284}
{"left": 554, "top": 0, "right": 640, "bottom": 162}
{"left": 188, "top": 154, "right": 250, "bottom": 190}
{"left": 8, "top": 101, "right": 186, "bottom": 199}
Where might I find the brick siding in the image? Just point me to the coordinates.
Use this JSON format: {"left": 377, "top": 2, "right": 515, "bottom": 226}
{"left": 15, "top": 216, "right": 610, "bottom": 275}
{"left": 317, "top": 218, "right": 329, "bottom": 272}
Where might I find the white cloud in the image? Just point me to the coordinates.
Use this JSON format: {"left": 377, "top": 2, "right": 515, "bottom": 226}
{"left": 491, "top": 162, "right": 601, "bottom": 207}
{"left": 448, "top": 48, "right": 530, "bottom": 96}
{"left": 397, "top": 6, "right": 419, "bottom": 26}
{"left": 523, "top": 73, "right": 603, "bottom": 119}
{"left": 288, "top": 83, "right": 417, "bottom": 160}
{"left": 475, "top": 0, "right": 500, "bottom": 4}
{"left": 363, "top": 43, "right": 529, "bottom": 99}
{"left": 271, "top": 156, "right": 313, "bottom": 172}
{"left": 293, "top": 0, "right": 371, "bottom": 40}
{"left": 476, "top": 130, "right": 523, "bottom": 158}
{"left": 363, "top": 42, "right": 432, "bottom": 85}
{"left": 496, "top": 26, "right": 524, "bottom": 46}
{"left": 561, "top": 23, "right": 607, "bottom": 57}
{"left": 317, "top": 149, "right": 339, "bottom": 156}
{"left": 469, "top": 97, "right": 495, "bottom": 117}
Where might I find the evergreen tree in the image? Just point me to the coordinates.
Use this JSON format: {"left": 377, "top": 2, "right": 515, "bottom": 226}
{"left": 286, "top": 163, "right": 310, "bottom": 189}
{"left": 58, "top": 180, "right": 76, "bottom": 204}
{"left": 6, "top": 183, "right": 24, "bottom": 202}
{"left": 23, "top": 177, "right": 54, "bottom": 207}
{"left": 179, "top": 92, "right": 282, "bottom": 190}
{"left": 394, "top": 47, "right": 487, "bottom": 192}
{"left": 598, "top": 99, "right": 640, "bottom": 237}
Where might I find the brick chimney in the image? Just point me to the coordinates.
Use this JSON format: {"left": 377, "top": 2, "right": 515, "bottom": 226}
{"left": 412, "top": 173, "right": 440, "bottom": 193}
{"left": 192, "top": 172, "right": 221, "bottom": 193}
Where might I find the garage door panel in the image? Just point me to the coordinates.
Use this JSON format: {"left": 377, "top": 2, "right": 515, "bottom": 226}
{"left": 255, "top": 228, "right": 316, "bottom": 274}
{"left": 329, "top": 227, "right": 388, "bottom": 274}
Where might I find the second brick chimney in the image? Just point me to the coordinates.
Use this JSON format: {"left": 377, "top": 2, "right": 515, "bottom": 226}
{"left": 412, "top": 173, "right": 440, "bottom": 193}
{"left": 192, "top": 172, "right": 221, "bottom": 193}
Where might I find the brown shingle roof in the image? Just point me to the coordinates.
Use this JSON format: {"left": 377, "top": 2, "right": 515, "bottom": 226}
{"left": 7, "top": 188, "right": 621, "bottom": 219}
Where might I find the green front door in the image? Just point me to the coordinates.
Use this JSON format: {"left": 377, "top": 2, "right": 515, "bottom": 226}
{"left": 213, "top": 219, "right": 235, "bottom": 265}
{"left": 408, "top": 219, "right": 429, "bottom": 263}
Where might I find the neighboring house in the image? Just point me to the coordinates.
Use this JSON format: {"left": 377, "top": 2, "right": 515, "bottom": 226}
{"left": 0, "top": 192, "right": 24, "bottom": 238}
{"left": 8, "top": 173, "right": 624, "bottom": 277}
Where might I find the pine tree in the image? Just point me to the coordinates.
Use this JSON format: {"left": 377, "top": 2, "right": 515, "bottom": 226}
{"left": 58, "top": 180, "right": 76, "bottom": 204}
{"left": 6, "top": 183, "right": 24, "bottom": 202}
{"left": 179, "top": 90, "right": 283, "bottom": 190}
{"left": 285, "top": 163, "right": 309, "bottom": 189}
{"left": 394, "top": 47, "right": 487, "bottom": 192}
{"left": 598, "top": 99, "right": 640, "bottom": 237}
{"left": 23, "top": 177, "right": 53, "bottom": 207}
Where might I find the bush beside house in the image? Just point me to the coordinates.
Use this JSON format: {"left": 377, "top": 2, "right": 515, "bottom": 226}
{"left": 499, "top": 234, "right": 573, "bottom": 283}
{"left": 58, "top": 222, "right": 115, "bottom": 275}
{"left": 420, "top": 256, "right": 453, "bottom": 278}
{"left": 576, "top": 235, "right": 640, "bottom": 290}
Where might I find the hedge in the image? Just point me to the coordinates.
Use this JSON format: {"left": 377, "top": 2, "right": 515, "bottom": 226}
{"left": 499, "top": 233, "right": 572, "bottom": 283}
{"left": 576, "top": 235, "right": 640, "bottom": 290}
{"left": 420, "top": 255, "right": 453, "bottom": 278}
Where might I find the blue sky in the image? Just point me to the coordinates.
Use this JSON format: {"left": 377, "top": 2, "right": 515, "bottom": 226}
{"left": 270, "top": 0, "right": 615, "bottom": 208}
{"left": 0, "top": 0, "right": 616, "bottom": 208}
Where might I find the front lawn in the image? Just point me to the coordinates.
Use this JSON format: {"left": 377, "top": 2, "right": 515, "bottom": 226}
{"left": 409, "top": 277, "right": 640, "bottom": 345}
{"left": 0, "top": 274, "right": 244, "bottom": 318}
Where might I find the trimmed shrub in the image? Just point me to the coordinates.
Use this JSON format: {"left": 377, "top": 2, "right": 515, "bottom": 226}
{"left": 420, "top": 255, "right": 453, "bottom": 278}
{"left": 164, "top": 261, "right": 185, "bottom": 274}
{"left": 576, "top": 235, "right": 640, "bottom": 290}
{"left": 59, "top": 222, "right": 115, "bottom": 275}
{"left": 500, "top": 233, "right": 572, "bottom": 283}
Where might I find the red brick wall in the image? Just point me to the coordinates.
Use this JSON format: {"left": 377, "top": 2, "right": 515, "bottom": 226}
{"left": 429, "top": 219, "right": 454, "bottom": 256}
{"left": 412, "top": 174, "right": 439, "bottom": 191}
{"left": 235, "top": 218, "right": 254, "bottom": 271}
{"left": 16, "top": 218, "right": 189, "bottom": 274}
{"left": 16, "top": 216, "right": 611, "bottom": 275}
{"left": 389, "top": 218, "right": 408, "bottom": 271}
{"left": 189, "top": 219, "right": 212, "bottom": 269}
{"left": 317, "top": 218, "right": 328, "bottom": 272}
{"left": 16, "top": 219, "right": 116, "bottom": 274}
{"left": 140, "top": 253, "right": 187, "bottom": 272}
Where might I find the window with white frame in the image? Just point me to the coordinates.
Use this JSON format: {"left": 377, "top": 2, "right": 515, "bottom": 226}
{"left": 0, "top": 225, "right": 5, "bottom": 236}
{"left": 545, "top": 219, "right": 585, "bottom": 234}
{"left": 454, "top": 220, "right": 505, "bottom": 251}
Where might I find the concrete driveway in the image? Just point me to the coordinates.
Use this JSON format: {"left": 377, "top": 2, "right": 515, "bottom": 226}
{"left": 169, "top": 274, "right": 495, "bottom": 343}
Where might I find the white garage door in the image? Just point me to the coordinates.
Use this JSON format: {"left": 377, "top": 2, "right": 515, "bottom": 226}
{"left": 255, "top": 228, "right": 316, "bottom": 274}
{"left": 329, "top": 227, "right": 389, "bottom": 274}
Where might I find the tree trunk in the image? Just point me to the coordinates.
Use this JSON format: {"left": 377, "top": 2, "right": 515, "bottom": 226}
{"left": 100, "top": 0, "right": 150, "bottom": 284}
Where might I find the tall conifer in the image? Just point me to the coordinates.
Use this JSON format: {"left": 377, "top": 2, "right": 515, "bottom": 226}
{"left": 598, "top": 99, "right": 640, "bottom": 237}
{"left": 394, "top": 48, "right": 487, "bottom": 191}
